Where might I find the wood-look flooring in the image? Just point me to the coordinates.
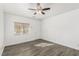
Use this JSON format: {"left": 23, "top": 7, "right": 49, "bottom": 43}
{"left": 2, "top": 39, "right": 79, "bottom": 56}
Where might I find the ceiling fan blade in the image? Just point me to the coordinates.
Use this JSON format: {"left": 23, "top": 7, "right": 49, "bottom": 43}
{"left": 34, "top": 12, "right": 37, "bottom": 15}
{"left": 28, "top": 8, "right": 36, "bottom": 10}
{"left": 42, "top": 8, "right": 50, "bottom": 11}
{"left": 37, "top": 3, "right": 40, "bottom": 6}
{"left": 41, "top": 12, "right": 45, "bottom": 15}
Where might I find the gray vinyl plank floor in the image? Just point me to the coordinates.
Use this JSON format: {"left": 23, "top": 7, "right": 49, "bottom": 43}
{"left": 2, "top": 39, "right": 79, "bottom": 56}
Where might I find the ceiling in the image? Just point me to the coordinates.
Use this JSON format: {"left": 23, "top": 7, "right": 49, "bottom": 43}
{"left": 3, "top": 3, "right": 79, "bottom": 20}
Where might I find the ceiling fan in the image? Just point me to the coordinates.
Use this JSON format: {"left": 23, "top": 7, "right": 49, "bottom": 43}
{"left": 28, "top": 3, "right": 50, "bottom": 15}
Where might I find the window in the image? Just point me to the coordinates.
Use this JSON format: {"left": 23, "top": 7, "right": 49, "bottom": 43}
{"left": 14, "top": 22, "right": 29, "bottom": 34}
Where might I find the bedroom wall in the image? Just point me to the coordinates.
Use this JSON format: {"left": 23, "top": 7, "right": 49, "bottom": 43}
{"left": 0, "top": 4, "right": 4, "bottom": 55}
{"left": 42, "top": 9, "right": 79, "bottom": 50}
{"left": 4, "top": 13, "right": 41, "bottom": 46}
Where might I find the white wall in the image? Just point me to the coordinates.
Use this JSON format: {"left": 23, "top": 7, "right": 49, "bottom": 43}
{"left": 0, "top": 4, "right": 4, "bottom": 55}
{"left": 42, "top": 9, "right": 79, "bottom": 50}
{"left": 4, "top": 13, "right": 41, "bottom": 46}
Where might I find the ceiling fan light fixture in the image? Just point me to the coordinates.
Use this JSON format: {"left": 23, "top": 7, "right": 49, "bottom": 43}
{"left": 28, "top": 3, "right": 50, "bottom": 15}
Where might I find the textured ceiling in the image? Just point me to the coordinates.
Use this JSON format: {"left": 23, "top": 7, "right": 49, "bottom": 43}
{"left": 3, "top": 3, "right": 79, "bottom": 20}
